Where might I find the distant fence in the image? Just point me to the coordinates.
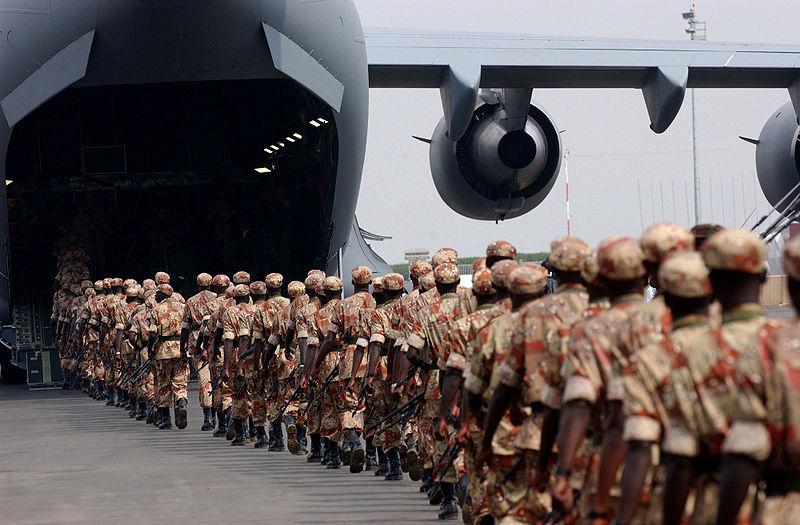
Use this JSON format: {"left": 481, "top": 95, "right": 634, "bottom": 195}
{"left": 761, "top": 275, "right": 789, "bottom": 307}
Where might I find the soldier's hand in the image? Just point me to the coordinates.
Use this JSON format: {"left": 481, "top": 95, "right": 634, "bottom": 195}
{"left": 236, "top": 364, "right": 244, "bottom": 378}
{"left": 300, "top": 375, "right": 308, "bottom": 389}
{"left": 435, "top": 417, "right": 448, "bottom": 441}
{"left": 552, "top": 475, "right": 574, "bottom": 511}
{"left": 346, "top": 378, "right": 356, "bottom": 391}
{"left": 456, "top": 422, "right": 470, "bottom": 446}
{"left": 364, "top": 375, "right": 374, "bottom": 389}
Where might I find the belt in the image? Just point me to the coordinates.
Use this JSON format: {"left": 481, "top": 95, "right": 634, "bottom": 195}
{"left": 765, "top": 470, "right": 800, "bottom": 496}
{"left": 159, "top": 335, "right": 181, "bottom": 342}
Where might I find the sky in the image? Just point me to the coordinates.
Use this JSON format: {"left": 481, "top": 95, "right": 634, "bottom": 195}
{"left": 351, "top": 0, "right": 798, "bottom": 264}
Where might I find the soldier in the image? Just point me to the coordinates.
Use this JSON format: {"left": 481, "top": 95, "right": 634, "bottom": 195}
{"left": 147, "top": 283, "right": 189, "bottom": 430}
{"left": 313, "top": 266, "right": 376, "bottom": 471}
{"left": 618, "top": 250, "right": 715, "bottom": 525}
{"left": 761, "top": 236, "right": 800, "bottom": 525}
{"left": 552, "top": 237, "right": 669, "bottom": 521}
{"left": 205, "top": 274, "right": 234, "bottom": 437}
{"left": 690, "top": 223, "right": 724, "bottom": 250}
{"left": 467, "top": 263, "right": 550, "bottom": 524}
{"left": 100, "top": 277, "right": 127, "bottom": 406}
{"left": 699, "top": 230, "right": 783, "bottom": 525}
{"left": 407, "top": 262, "right": 470, "bottom": 520}
{"left": 180, "top": 273, "right": 217, "bottom": 431}
{"left": 128, "top": 287, "right": 158, "bottom": 421}
{"left": 114, "top": 283, "right": 143, "bottom": 414}
{"left": 223, "top": 282, "right": 258, "bottom": 446}
{"left": 301, "top": 276, "right": 343, "bottom": 464}
{"left": 78, "top": 280, "right": 107, "bottom": 399}
{"left": 56, "top": 284, "right": 77, "bottom": 387}
{"left": 362, "top": 272, "right": 407, "bottom": 480}
{"left": 264, "top": 278, "right": 310, "bottom": 451}
{"left": 439, "top": 266, "right": 508, "bottom": 522}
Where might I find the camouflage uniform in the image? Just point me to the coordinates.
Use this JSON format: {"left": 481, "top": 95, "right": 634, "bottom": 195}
{"left": 252, "top": 286, "right": 290, "bottom": 430}
{"left": 408, "top": 262, "right": 468, "bottom": 484}
{"left": 207, "top": 286, "right": 235, "bottom": 414}
{"left": 223, "top": 285, "right": 258, "bottom": 422}
{"left": 182, "top": 274, "right": 216, "bottom": 409}
{"left": 307, "top": 281, "right": 342, "bottom": 440}
{"left": 266, "top": 283, "right": 307, "bottom": 425}
{"left": 324, "top": 267, "right": 375, "bottom": 444}
{"left": 149, "top": 285, "right": 189, "bottom": 408}
{"left": 128, "top": 291, "right": 156, "bottom": 405}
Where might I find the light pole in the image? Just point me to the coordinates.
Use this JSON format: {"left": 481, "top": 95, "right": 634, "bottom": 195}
{"left": 683, "top": 3, "right": 706, "bottom": 224}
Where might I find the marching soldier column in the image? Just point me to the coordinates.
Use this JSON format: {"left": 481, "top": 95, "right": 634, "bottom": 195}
{"left": 52, "top": 224, "right": 800, "bottom": 524}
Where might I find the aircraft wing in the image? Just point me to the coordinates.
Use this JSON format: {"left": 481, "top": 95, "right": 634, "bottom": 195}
{"left": 364, "top": 27, "right": 800, "bottom": 133}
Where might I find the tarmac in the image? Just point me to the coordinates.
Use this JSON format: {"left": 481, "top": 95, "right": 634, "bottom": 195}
{"left": 0, "top": 384, "right": 444, "bottom": 525}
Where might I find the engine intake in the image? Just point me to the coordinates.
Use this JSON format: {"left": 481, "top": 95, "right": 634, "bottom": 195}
{"left": 430, "top": 99, "right": 561, "bottom": 221}
{"left": 755, "top": 102, "right": 800, "bottom": 212}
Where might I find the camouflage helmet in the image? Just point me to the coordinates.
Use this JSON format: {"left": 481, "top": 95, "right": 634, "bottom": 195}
{"left": 597, "top": 237, "right": 647, "bottom": 281}
{"left": 80, "top": 280, "right": 93, "bottom": 291}
{"left": 509, "top": 265, "right": 549, "bottom": 296}
{"left": 419, "top": 272, "right": 436, "bottom": 291}
{"left": 641, "top": 223, "right": 694, "bottom": 264}
{"left": 69, "top": 284, "right": 81, "bottom": 295}
{"left": 323, "top": 276, "right": 343, "bottom": 292}
{"left": 784, "top": 236, "right": 800, "bottom": 281}
{"left": 157, "top": 283, "right": 174, "bottom": 296}
{"left": 382, "top": 273, "right": 405, "bottom": 292}
{"left": 351, "top": 266, "right": 373, "bottom": 285}
{"left": 211, "top": 274, "right": 230, "bottom": 288}
{"left": 434, "top": 263, "right": 460, "bottom": 284}
{"left": 142, "top": 279, "right": 156, "bottom": 290}
{"left": 109, "top": 277, "right": 124, "bottom": 288}
{"left": 224, "top": 285, "right": 235, "bottom": 298}
{"left": 265, "top": 273, "right": 284, "bottom": 289}
{"left": 702, "top": 229, "right": 767, "bottom": 275}
{"left": 123, "top": 278, "right": 137, "bottom": 288}
{"left": 580, "top": 253, "right": 600, "bottom": 285}
{"left": 432, "top": 248, "right": 458, "bottom": 267}
{"left": 196, "top": 273, "right": 213, "bottom": 287}
{"left": 232, "top": 271, "right": 251, "bottom": 285}
{"left": 304, "top": 272, "right": 324, "bottom": 291}
{"left": 486, "top": 240, "right": 517, "bottom": 260}
{"left": 409, "top": 260, "right": 433, "bottom": 280}
{"left": 550, "top": 236, "right": 592, "bottom": 272}
{"left": 371, "top": 277, "right": 384, "bottom": 293}
{"left": 126, "top": 284, "right": 141, "bottom": 297}
{"left": 93, "top": 280, "right": 104, "bottom": 291}
{"left": 85, "top": 288, "right": 96, "bottom": 297}
{"left": 691, "top": 223, "right": 725, "bottom": 247}
{"left": 471, "top": 257, "right": 487, "bottom": 273}
{"left": 287, "top": 281, "right": 306, "bottom": 298}
{"left": 490, "top": 260, "right": 519, "bottom": 290}
{"left": 250, "top": 281, "right": 267, "bottom": 296}
{"left": 233, "top": 284, "right": 250, "bottom": 298}
{"left": 307, "top": 269, "right": 325, "bottom": 279}
{"left": 471, "top": 268, "right": 495, "bottom": 296}
{"left": 102, "top": 278, "right": 112, "bottom": 290}
{"left": 658, "top": 251, "right": 712, "bottom": 298}
{"left": 155, "top": 272, "right": 170, "bottom": 285}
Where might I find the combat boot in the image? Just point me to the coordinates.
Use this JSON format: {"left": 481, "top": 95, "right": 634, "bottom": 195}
{"left": 428, "top": 483, "right": 443, "bottom": 506}
{"left": 349, "top": 431, "right": 365, "bottom": 474}
{"left": 268, "top": 420, "right": 284, "bottom": 451}
{"left": 384, "top": 447, "right": 403, "bottom": 481}
{"left": 115, "top": 388, "right": 126, "bottom": 407}
{"left": 136, "top": 401, "right": 148, "bottom": 420}
{"left": 254, "top": 426, "right": 268, "bottom": 448}
{"left": 438, "top": 482, "right": 459, "bottom": 520}
{"left": 146, "top": 402, "right": 157, "bottom": 424}
{"left": 248, "top": 417, "right": 257, "bottom": 442}
{"left": 213, "top": 410, "right": 228, "bottom": 437}
{"left": 374, "top": 447, "right": 389, "bottom": 477}
{"left": 365, "top": 441, "right": 378, "bottom": 471}
{"left": 285, "top": 415, "right": 300, "bottom": 455}
{"left": 407, "top": 447, "right": 422, "bottom": 481}
{"left": 321, "top": 438, "right": 331, "bottom": 466}
{"left": 326, "top": 442, "right": 342, "bottom": 469}
{"left": 307, "top": 433, "right": 323, "bottom": 463}
{"left": 175, "top": 398, "right": 188, "bottom": 430}
{"left": 297, "top": 426, "right": 308, "bottom": 454}
{"left": 201, "top": 408, "right": 214, "bottom": 431}
{"left": 105, "top": 386, "right": 116, "bottom": 405}
{"left": 158, "top": 407, "right": 173, "bottom": 430}
{"left": 230, "top": 419, "right": 246, "bottom": 446}
{"left": 420, "top": 468, "right": 434, "bottom": 493}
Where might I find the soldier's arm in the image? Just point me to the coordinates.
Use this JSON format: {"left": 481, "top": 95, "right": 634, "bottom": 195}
{"left": 223, "top": 339, "right": 234, "bottom": 376}
{"left": 480, "top": 383, "right": 516, "bottom": 456}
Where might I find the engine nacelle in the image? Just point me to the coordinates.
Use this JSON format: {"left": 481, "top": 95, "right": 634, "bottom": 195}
{"left": 430, "top": 99, "right": 562, "bottom": 221}
{"left": 756, "top": 102, "right": 800, "bottom": 211}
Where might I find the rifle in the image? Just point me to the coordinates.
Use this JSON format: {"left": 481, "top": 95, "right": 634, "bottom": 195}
{"left": 126, "top": 359, "right": 152, "bottom": 385}
{"left": 432, "top": 440, "right": 461, "bottom": 481}
{"left": 302, "top": 367, "right": 340, "bottom": 416}
{"left": 267, "top": 367, "right": 298, "bottom": 400}
{"left": 394, "top": 364, "right": 419, "bottom": 390}
{"left": 350, "top": 382, "right": 370, "bottom": 416}
{"left": 364, "top": 392, "right": 425, "bottom": 435}
{"left": 277, "top": 368, "right": 335, "bottom": 421}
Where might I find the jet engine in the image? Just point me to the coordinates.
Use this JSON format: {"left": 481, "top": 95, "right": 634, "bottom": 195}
{"left": 754, "top": 102, "right": 800, "bottom": 211}
{"left": 429, "top": 93, "right": 562, "bottom": 221}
